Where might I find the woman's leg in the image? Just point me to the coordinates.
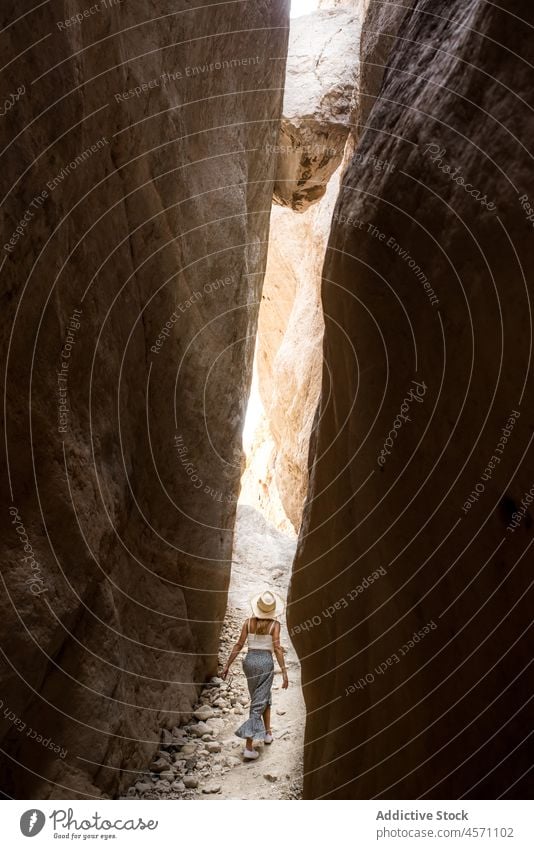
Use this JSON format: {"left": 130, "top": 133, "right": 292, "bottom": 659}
{"left": 245, "top": 737, "right": 254, "bottom": 751}
{"left": 263, "top": 704, "right": 271, "bottom": 733}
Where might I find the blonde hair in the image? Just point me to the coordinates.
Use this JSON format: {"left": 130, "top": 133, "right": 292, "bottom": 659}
{"left": 251, "top": 616, "right": 276, "bottom": 635}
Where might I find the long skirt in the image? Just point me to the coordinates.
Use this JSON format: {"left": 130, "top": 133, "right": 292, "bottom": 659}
{"left": 235, "top": 650, "right": 274, "bottom": 740}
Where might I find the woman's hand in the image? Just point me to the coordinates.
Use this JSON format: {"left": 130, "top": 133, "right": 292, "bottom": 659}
{"left": 282, "top": 670, "right": 289, "bottom": 689}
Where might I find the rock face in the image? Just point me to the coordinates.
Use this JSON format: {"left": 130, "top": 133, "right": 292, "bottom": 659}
{"left": 257, "top": 169, "right": 342, "bottom": 529}
{"left": 356, "top": 0, "right": 415, "bottom": 129}
{"left": 289, "top": 0, "right": 534, "bottom": 799}
{"left": 258, "top": 4, "right": 362, "bottom": 531}
{"left": 274, "top": 9, "right": 362, "bottom": 210}
{"left": 0, "top": 1, "right": 289, "bottom": 798}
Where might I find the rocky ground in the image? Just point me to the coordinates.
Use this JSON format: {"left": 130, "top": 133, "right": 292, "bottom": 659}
{"left": 126, "top": 504, "right": 304, "bottom": 800}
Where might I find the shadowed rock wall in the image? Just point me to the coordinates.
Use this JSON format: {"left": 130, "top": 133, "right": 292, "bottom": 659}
{"left": 0, "top": 0, "right": 289, "bottom": 799}
{"left": 289, "top": 0, "right": 534, "bottom": 799}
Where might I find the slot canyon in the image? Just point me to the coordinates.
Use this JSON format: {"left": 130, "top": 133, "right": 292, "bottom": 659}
{"left": 1, "top": 0, "right": 533, "bottom": 802}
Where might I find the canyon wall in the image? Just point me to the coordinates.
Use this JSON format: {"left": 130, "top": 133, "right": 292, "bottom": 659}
{"left": 289, "top": 0, "right": 534, "bottom": 799}
{"left": 0, "top": 0, "right": 289, "bottom": 799}
{"left": 257, "top": 171, "right": 341, "bottom": 529}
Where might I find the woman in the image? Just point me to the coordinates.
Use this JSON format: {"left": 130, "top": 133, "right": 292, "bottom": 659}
{"left": 221, "top": 589, "right": 288, "bottom": 760}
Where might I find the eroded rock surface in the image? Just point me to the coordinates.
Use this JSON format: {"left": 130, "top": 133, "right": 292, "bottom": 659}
{"left": 0, "top": 1, "right": 289, "bottom": 799}
{"left": 257, "top": 169, "right": 342, "bottom": 529}
{"left": 289, "top": 0, "right": 534, "bottom": 799}
{"left": 274, "top": 9, "right": 362, "bottom": 210}
{"left": 357, "top": 0, "right": 415, "bottom": 130}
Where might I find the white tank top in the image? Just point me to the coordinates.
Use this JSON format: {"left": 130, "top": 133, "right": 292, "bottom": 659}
{"left": 247, "top": 618, "right": 275, "bottom": 651}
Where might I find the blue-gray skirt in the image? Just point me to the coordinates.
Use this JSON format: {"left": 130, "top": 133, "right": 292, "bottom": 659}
{"left": 235, "top": 650, "right": 274, "bottom": 740}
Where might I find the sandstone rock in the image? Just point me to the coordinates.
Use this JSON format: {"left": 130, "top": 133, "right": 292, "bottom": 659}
{"left": 134, "top": 781, "right": 153, "bottom": 793}
{"left": 256, "top": 168, "right": 342, "bottom": 529}
{"left": 290, "top": 0, "right": 534, "bottom": 800}
{"left": 189, "top": 721, "right": 210, "bottom": 738}
{"left": 264, "top": 772, "right": 278, "bottom": 782}
{"left": 161, "top": 729, "right": 173, "bottom": 748}
{"left": 182, "top": 775, "right": 199, "bottom": 790}
{"left": 274, "top": 9, "right": 362, "bottom": 210}
{"left": 159, "top": 770, "right": 175, "bottom": 782}
{"left": 150, "top": 759, "right": 170, "bottom": 774}
{"left": 230, "top": 504, "right": 297, "bottom": 585}
{"left": 0, "top": 0, "right": 290, "bottom": 800}
{"left": 202, "top": 783, "right": 222, "bottom": 794}
{"left": 180, "top": 743, "right": 197, "bottom": 757}
{"left": 206, "top": 742, "right": 221, "bottom": 754}
{"left": 193, "top": 706, "right": 215, "bottom": 722}
{"left": 356, "top": 0, "right": 415, "bottom": 133}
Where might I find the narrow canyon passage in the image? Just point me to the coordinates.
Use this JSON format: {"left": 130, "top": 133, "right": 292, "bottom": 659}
{"left": 133, "top": 378, "right": 306, "bottom": 799}
{"left": 133, "top": 508, "right": 304, "bottom": 800}
{"left": 2, "top": 0, "right": 533, "bottom": 807}
{"left": 126, "top": 0, "right": 356, "bottom": 799}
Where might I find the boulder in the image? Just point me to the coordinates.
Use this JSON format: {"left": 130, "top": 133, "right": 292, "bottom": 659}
{"left": 193, "top": 706, "right": 215, "bottom": 722}
{"left": 189, "top": 721, "right": 210, "bottom": 738}
{"left": 161, "top": 730, "right": 173, "bottom": 748}
{"left": 202, "top": 782, "right": 222, "bottom": 794}
{"left": 150, "top": 759, "right": 170, "bottom": 774}
{"left": 274, "top": 9, "right": 362, "bottom": 211}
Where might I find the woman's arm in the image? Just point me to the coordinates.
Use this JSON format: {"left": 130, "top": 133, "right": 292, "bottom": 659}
{"left": 221, "top": 620, "right": 248, "bottom": 679}
{"left": 272, "top": 622, "right": 289, "bottom": 689}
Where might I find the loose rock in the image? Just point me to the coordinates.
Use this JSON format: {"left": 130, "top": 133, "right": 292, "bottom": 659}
{"left": 202, "top": 782, "right": 222, "bottom": 794}
{"left": 194, "top": 706, "right": 215, "bottom": 722}
{"left": 161, "top": 729, "right": 173, "bottom": 747}
{"left": 150, "top": 758, "right": 170, "bottom": 773}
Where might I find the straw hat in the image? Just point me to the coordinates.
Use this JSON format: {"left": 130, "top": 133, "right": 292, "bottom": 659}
{"left": 250, "top": 589, "right": 285, "bottom": 619}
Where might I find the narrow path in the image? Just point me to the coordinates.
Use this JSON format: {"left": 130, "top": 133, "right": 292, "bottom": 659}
{"left": 132, "top": 504, "right": 304, "bottom": 800}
